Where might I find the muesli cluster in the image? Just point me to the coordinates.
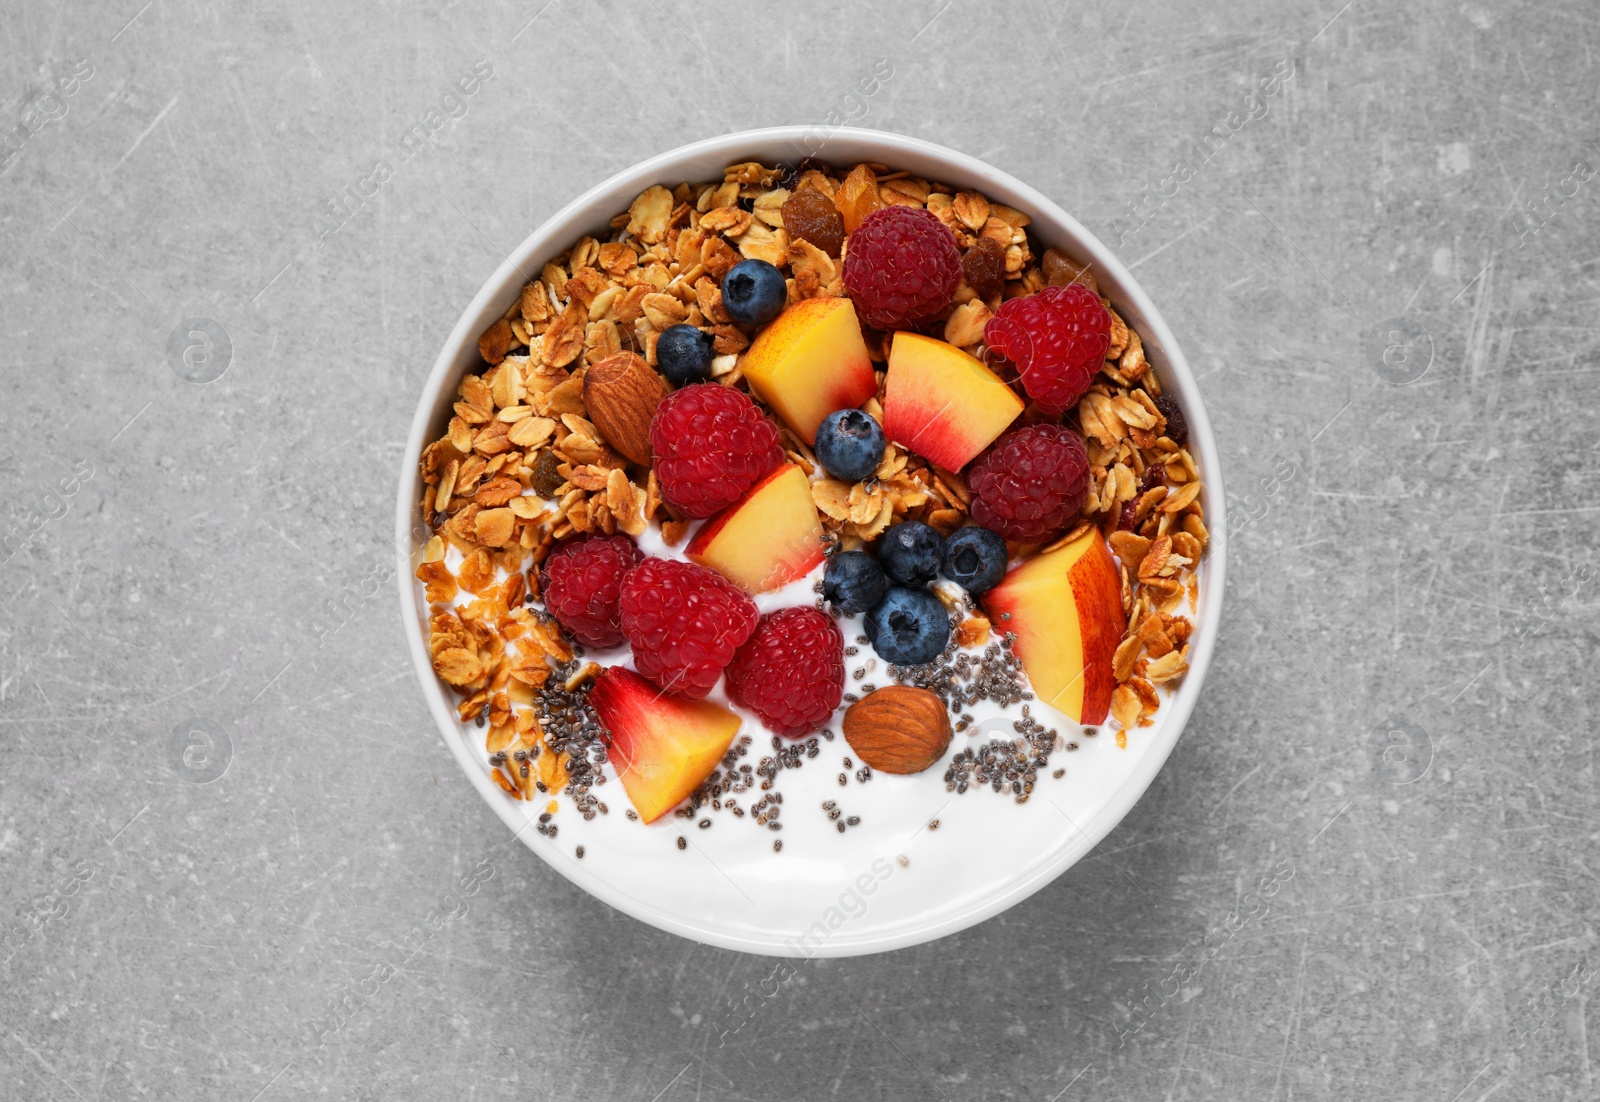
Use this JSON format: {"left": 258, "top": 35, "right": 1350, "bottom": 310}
{"left": 415, "top": 158, "right": 1207, "bottom": 835}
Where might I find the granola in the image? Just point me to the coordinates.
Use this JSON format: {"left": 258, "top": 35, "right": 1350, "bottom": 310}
{"left": 415, "top": 158, "right": 1207, "bottom": 828}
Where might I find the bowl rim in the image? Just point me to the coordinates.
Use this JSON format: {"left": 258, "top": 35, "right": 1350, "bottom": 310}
{"left": 394, "top": 125, "right": 1228, "bottom": 956}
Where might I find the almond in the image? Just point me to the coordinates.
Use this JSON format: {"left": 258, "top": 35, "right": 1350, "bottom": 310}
{"left": 581, "top": 351, "right": 666, "bottom": 466}
{"left": 841, "top": 686, "right": 952, "bottom": 774}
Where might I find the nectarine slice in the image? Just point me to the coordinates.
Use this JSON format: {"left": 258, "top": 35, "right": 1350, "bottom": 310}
{"left": 589, "top": 667, "right": 742, "bottom": 824}
{"left": 685, "top": 464, "right": 825, "bottom": 594}
{"left": 881, "top": 332, "right": 1023, "bottom": 473}
{"left": 981, "top": 528, "right": 1124, "bottom": 725}
{"left": 742, "top": 297, "right": 877, "bottom": 445}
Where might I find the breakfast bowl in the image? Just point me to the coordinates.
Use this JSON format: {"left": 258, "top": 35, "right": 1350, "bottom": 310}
{"left": 395, "top": 126, "right": 1227, "bottom": 956}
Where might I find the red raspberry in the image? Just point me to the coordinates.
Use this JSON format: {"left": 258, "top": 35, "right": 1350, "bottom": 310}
{"left": 968, "top": 425, "right": 1090, "bottom": 541}
{"left": 984, "top": 284, "right": 1110, "bottom": 415}
{"left": 649, "top": 384, "right": 782, "bottom": 518}
{"left": 725, "top": 608, "right": 845, "bottom": 737}
{"left": 618, "top": 558, "right": 759, "bottom": 699}
{"left": 539, "top": 534, "right": 643, "bottom": 649}
{"left": 841, "top": 206, "right": 961, "bottom": 330}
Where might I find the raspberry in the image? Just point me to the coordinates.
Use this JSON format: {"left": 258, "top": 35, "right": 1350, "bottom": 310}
{"left": 649, "top": 384, "right": 782, "bottom": 518}
{"left": 841, "top": 206, "right": 961, "bottom": 330}
{"left": 618, "top": 558, "right": 759, "bottom": 699}
{"left": 968, "top": 425, "right": 1090, "bottom": 542}
{"left": 540, "top": 534, "right": 643, "bottom": 648}
{"left": 983, "top": 284, "right": 1110, "bottom": 415}
{"left": 725, "top": 608, "right": 845, "bottom": 737}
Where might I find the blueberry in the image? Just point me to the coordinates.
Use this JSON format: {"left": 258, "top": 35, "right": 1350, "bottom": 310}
{"left": 655, "top": 324, "right": 715, "bottom": 387}
{"left": 721, "top": 259, "right": 787, "bottom": 328}
{"left": 878, "top": 521, "right": 944, "bottom": 586}
{"left": 814, "top": 409, "right": 887, "bottom": 482}
{"left": 823, "top": 550, "right": 888, "bottom": 615}
{"left": 941, "top": 526, "right": 1008, "bottom": 594}
{"left": 865, "top": 587, "right": 951, "bottom": 666}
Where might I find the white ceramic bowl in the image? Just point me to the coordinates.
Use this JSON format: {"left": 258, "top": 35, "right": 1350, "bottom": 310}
{"left": 395, "top": 127, "right": 1227, "bottom": 956}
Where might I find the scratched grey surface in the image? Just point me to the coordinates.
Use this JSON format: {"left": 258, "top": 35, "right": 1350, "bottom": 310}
{"left": 3, "top": 1, "right": 1598, "bottom": 1099}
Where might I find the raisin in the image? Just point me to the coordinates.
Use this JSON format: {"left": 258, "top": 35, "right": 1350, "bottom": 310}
{"left": 531, "top": 449, "right": 565, "bottom": 497}
{"left": 1153, "top": 394, "right": 1187, "bottom": 446}
{"left": 1116, "top": 498, "right": 1140, "bottom": 531}
{"left": 961, "top": 237, "right": 1006, "bottom": 300}
{"left": 781, "top": 187, "right": 845, "bottom": 258}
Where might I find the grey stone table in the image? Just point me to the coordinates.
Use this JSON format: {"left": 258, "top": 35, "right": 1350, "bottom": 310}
{"left": 3, "top": 1, "right": 1596, "bottom": 1098}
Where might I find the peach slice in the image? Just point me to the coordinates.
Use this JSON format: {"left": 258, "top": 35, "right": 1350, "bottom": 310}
{"left": 589, "top": 666, "right": 742, "bottom": 824}
{"left": 881, "top": 332, "right": 1023, "bottom": 473}
{"left": 685, "top": 464, "right": 825, "bottom": 594}
{"left": 742, "top": 297, "right": 877, "bottom": 445}
{"left": 981, "top": 527, "right": 1125, "bottom": 725}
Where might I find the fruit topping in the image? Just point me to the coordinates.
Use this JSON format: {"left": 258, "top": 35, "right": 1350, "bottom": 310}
{"left": 1040, "top": 247, "right": 1098, "bottom": 293}
{"left": 813, "top": 408, "right": 887, "bottom": 482}
{"left": 981, "top": 527, "right": 1123, "bottom": 725}
{"left": 590, "top": 666, "right": 742, "bottom": 823}
{"left": 841, "top": 206, "right": 961, "bottom": 331}
{"left": 781, "top": 187, "right": 845, "bottom": 258}
{"left": 540, "top": 534, "right": 644, "bottom": 649}
{"left": 721, "top": 258, "right": 788, "bottom": 328}
{"left": 1153, "top": 393, "right": 1188, "bottom": 445}
{"left": 724, "top": 607, "right": 846, "bottom": 737}
{"left": 833, "top": 162, "right": 883, "bottom": 234}
{"left": 880, "top": 331, "right": 1023, "bottom": 473}
{"left": 530, "top": 449, "right": 565, "bottom": 497}
{"left": 864, "top": 586, "right": 950, "bottom": 666}
{"left": 841, "top": 686, "right": 953, "bottom": 774}
{"left": 684, "top": 464, "right": 825, "bottom": 594}
{"left": 822, "top": 550, "right": 888, "bottom": 615}
{"left": 655, "top": 324, "right": 717, "bottom": 387}
{"left": 878, "top": 521, "right": 944, "bottom": 586}
{"left": 741, "top": 297, "right": 877, "bottom": 445}
{"left": 983, "top": 283, "right": 1110, "bottom": 415}
{"left": 961, "top": 237, "right": 1006, "bottom": 301}
{"left": 618, "top": 558, "right": 759, "bottom": 699}
{"left": 968, "top": 425, "right": 1090, "bottom": 542}
{"left": 941, "top": 526, "right": 1008, "bottom": 594}
{"left": 648, "top": 384, "right": 783, "bottom": 518}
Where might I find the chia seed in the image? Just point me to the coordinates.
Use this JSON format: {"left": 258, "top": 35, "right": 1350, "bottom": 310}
{"left": 575, "top": 845, "right": 585, "bottom": 859}
{"left": 676, "top": 836, "right": 686, "bottom": 851}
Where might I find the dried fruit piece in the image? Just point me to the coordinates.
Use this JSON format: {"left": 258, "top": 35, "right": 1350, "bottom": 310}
{"left": 1041, "top": 248, "right": 1098, "bottom": 294}
{"left": 531, "top": 450, "right": 565, "bottom": 497}
{"left": 962, "top": 238, "right": 1006, "bottom": 301}
{"left": 1153, "top": 394, "right": 1188, "bottom": 445}
{"left": 834, "top": 163, "right": 883, "bottom": 234}
{"left": 841, "top": 686, "right": 953, "bottom": 774}
{"left": 781, "top": 187, "right": 845, "bottom": 258}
